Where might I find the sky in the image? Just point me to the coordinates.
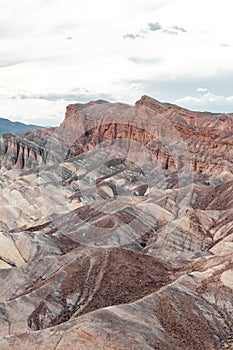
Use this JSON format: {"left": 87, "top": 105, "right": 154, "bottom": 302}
{"left": 0, "top": 0, "right": 233, "bottom": 126}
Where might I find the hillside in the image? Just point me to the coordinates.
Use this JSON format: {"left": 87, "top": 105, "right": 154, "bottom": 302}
{"left": 0, "top": 96, "right": 232, "bottom": 350}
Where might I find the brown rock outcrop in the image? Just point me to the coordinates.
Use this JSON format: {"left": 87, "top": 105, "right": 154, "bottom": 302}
{"left": 57, "top": 95, "right": 233, "bottom": 177}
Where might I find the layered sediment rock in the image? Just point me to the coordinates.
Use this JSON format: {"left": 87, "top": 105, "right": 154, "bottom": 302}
{"left": 59, "top": 96, "right": 233, "bottom": 177}
{"left": 0, "top": 129, "right": 52, "bottom": 169}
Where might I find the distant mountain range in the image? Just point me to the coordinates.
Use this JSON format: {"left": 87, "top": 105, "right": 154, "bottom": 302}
{"left": 0, "top": 117, "right": 45, "bottom": 136}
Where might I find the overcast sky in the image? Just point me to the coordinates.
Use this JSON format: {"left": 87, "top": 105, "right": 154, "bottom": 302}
{"left": 0, "top": 0, "right": 233, "bottom": 126}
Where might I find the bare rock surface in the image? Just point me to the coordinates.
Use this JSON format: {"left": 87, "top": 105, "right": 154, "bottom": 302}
{"left": 0, "top": 96, "right": 232, "bottom": 349}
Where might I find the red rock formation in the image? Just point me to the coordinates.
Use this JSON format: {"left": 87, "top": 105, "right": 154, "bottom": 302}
{"left": 57, "top": 96, "right": 233, "bottom": 177}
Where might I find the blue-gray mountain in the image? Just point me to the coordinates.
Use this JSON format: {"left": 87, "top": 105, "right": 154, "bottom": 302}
{"left": 0, "top": 117, "right": 45, "bottom": 136}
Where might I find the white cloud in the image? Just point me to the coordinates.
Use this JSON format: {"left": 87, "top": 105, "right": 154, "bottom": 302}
{"left": 197, "top": 88, "right": 208, "bottom": 92}
{"left": 123, "top": 21, "right": 186, "bottom": 40}
{"left": 147, "top": 22, "right": 162, "bottom": 31}
{"left": 172, "top": 25, "right": 186, "bottom": 32}
{"left": 0, "top": 0, "right": 233, "bottom": 124}
{"left": 176, "top": 92, "right": 233, "bottom": 113}
{"left": 129, "top": 57, "right": 162, "bottom": 64}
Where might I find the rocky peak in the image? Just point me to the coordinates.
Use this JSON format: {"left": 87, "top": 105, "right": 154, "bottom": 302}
{"left": 135, "top": 95, "right": 169, "bottom": 113}
{"left": 64, "top": 99, "right": 110, "bottom": 120}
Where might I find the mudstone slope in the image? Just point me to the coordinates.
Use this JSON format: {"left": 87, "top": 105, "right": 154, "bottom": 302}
{"left": 0, "top": 96, "right": 232, "bottom": 349}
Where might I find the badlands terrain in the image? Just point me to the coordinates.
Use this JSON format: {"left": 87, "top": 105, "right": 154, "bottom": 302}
{"left": 0, "top": 95, "right": 232, "bottom": 349}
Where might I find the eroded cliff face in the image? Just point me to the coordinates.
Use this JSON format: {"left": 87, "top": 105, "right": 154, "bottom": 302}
{"left": 0, "top": 127, "right": 69, "bottom": 170}
{"left": 1, "top": 96, "right": 233, "bottom": 178}
{"left": 58, "top": 95, "right": 233, "bottom": 178}
{"left": 0, "top": 96, "right": 232, "bottom": 350}
{"left": 0, "top": 134, "right": 46, "bottom": 168}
